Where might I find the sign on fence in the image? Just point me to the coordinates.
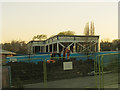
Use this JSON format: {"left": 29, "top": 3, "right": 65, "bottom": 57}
{"left": 63, "top": 62, "right": 73, "bottom": 70}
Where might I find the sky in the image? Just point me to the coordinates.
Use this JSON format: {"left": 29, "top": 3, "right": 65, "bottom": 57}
{"left": 1, "top": 2, "right": 118, "bottom": 43}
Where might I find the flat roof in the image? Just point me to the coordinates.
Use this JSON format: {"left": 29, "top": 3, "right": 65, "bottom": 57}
{"left": 0, "top": 49, "right": 16, "bottom": 55}
{"left": 28, "top": 35, "right": 99, "bottom": 44}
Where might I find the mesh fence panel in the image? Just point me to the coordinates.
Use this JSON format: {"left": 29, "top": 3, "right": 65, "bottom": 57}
{"left": 3, "top": 52, "right": 120, "bottom": 89}
{"left": 95, "top": 53, "right": 120, "bottom": 88}
{"left": 5, "top": 57, "right": 45, "bottom": 88}
{"left": 2, "top": 66, "right": 11, "bottom": 88}
{"left": 45, "top": 56, "right": 96, "bottom": 88}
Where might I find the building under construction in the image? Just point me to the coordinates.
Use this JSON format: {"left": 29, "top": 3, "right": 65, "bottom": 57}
{"left": 27, "top": 35, "right": 100, "bottom": 54}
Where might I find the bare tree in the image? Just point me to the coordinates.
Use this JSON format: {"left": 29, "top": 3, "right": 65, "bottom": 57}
{"left": 92, "top": 22, "right": 95, "bottom": 35}
{"left": 57, "top": 30, "right": 75, "bottom": 35}
{"left": 84, "top": 21, "right": 95, "bottom": 36}
{"left": 83, "top": 21, "right": 96, "bottom": 58}
{"left": 84, "top": 22, "right": 89, "bottom": 35}
{"left": 90, "top": 21, "right": 95, "bottom": 35}
{"left": 1, "top": 40, "right": 28, "bottom": 54}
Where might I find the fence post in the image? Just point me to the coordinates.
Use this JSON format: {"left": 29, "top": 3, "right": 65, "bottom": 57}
{"left": 43, "top": 59, "right": 47, "bottom": 88}
{"left": 101, "top": 55, "right": 104, "bottom": 88}
{"left": 8, "top": 66, "right": 12, "bottom": 88}
{"left": 94, "top": 56, "right": 98, "bottom": 88}
{"left": 98, "top": 55, "right": 101, "bottom": 89}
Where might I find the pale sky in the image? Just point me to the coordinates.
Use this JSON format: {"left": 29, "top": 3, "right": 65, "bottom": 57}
{"left": 1, "top": 2, "right": 118, "bottom": 43}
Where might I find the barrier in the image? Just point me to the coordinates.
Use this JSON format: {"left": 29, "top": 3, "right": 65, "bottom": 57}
{"left": 3, "top": 52, "right": 120, "bottom": 88}
{"left": 94, "top": 53, "right": 120, "bottom": 89}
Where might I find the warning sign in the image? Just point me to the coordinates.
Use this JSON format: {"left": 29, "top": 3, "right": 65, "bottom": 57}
{"left": 63, "top": 62, "right": 73, "bottom": 70}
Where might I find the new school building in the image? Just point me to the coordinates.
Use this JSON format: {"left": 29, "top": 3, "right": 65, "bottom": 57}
{"left": 27, "top": 35, "right": 100, "bottom": 54}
